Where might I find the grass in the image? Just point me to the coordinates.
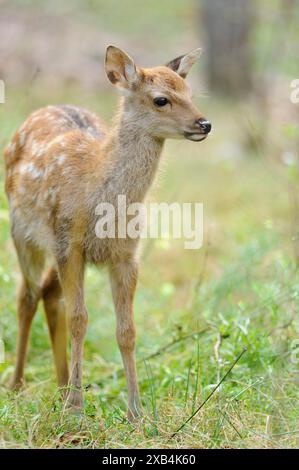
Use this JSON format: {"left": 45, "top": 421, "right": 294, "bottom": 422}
{"left": 0, "top": 82, "right": 299, "bottom": 448}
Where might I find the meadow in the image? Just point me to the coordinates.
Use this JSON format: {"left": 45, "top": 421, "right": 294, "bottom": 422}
{"left": 0, "top": 0, "right": 298, "bottom": 449}
{"left": 0, "top": 86, "right": 298, "bottom": 448}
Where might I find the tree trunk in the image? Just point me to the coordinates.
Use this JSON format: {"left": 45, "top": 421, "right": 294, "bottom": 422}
{"left": 201, "top": 0, "right": 253, "bottom": 97}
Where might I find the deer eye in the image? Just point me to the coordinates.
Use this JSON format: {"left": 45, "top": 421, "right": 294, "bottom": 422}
{"left": 153, "top": 97, "right": 169, "bottom": 107}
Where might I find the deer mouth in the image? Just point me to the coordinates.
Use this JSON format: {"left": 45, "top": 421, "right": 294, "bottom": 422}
{"left": 184, "top": 132, "right": 207, "bottom": 142}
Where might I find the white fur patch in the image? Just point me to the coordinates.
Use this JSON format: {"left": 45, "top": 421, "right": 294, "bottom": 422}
{"left": 56, "top": 154, "right": 66, "bottom": 165}
{"left": 125, "top": 63, "right": 137, "bottom": 84}
{"left": 19, "top": 162, "right": 32, "bottom": 175}
{"left": 31, "top": 166, "right": 44, "bottom": 179}
{"left": 31, "top": 140, "right": 45, "bottom": 158}
{"left": 48, "top": 135, "right": 66, "bottom": 148}
{"left": 19, "top": 161, "right": 44, "bottom": 179}
{"left": 19, "top": 130, "right": 27, "bottom": 147}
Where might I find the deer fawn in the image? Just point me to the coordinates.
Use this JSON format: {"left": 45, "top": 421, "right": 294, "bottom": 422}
{"left": 4, "top": 46, "right": 211, "bottom": 420}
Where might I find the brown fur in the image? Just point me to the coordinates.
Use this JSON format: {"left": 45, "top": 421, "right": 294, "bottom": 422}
{"left": 5, "top": 46, "right": 209, "bottom": 419}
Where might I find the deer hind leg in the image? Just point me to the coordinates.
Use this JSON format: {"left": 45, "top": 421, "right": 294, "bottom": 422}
{"left": 109, "top": 259, "right": 141, "bottom": 421}
{"left": 42, "top": 267, "right": 69, "bottom": 388}
{"left": 10, "top": 240, "right": 45, "bottom": 390}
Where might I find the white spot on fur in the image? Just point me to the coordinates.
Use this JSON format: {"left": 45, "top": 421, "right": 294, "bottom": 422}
{"left": 19, "top": 161, "right": 44, "bottom": 179}
{"left": 31, "top": 140, "right": 45, "bottom": 158}
{"left": 19, "top": 162, "right": 32, "bottom": 175}
{"left": 19, "top": 131, "right": 26, "bottom": 147}
{"left": 48, "top": 135, "right": 66, "bottom": 148}
{"left": 56, "top": 154, "right": 66, "bottom": 165}
{"left": 31, "top": 167, "right": 44, "bottom": 179}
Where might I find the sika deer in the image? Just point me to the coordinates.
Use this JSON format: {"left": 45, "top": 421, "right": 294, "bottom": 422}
{"left": 4, "top": 46, "right": 211, "bottom": 420}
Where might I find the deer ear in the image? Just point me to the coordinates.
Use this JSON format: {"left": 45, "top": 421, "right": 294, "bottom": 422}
{"left": 166, "top": 48, "right": 202, "bottom": 79}
{"left": 105, "top": 45, "right": 139, "bottom": 89}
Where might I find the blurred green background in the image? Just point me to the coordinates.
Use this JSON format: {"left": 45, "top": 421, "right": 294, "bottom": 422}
{"left": 0, "top": 0, "right": 298, "bottom": 448}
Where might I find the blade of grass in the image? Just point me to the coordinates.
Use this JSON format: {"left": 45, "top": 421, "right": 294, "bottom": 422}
{"left": 184, "top": 358, "right": 193, "bottom": 407}
{"left": 169, "top": 348, "right": 247, "bottom": 440}
{"left": 191, "top": 334, "right": 200, "bottom": 414}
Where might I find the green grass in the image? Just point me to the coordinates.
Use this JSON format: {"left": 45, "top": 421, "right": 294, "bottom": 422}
{"left": 0, "top": 86, "right": 299, "bottom": 448}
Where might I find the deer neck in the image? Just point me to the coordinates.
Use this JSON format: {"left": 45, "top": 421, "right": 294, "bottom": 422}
{"left": 103, "top": 99, "right": 164, "bottom": 203}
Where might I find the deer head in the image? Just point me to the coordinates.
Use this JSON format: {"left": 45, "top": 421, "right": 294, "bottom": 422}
{"left": 105, "top": 45, "right": 211, "bottom": 142}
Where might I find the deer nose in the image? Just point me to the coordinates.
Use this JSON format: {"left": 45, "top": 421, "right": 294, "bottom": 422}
{"left": 195, "top": 118, "right": 212, "bottom": 134}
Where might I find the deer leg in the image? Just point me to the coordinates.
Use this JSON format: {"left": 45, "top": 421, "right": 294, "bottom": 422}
{"left": 58, "top": 249, "right": 87, "bottom": 410}
{"left": 9, "top": 241, "right": 44, "bottom": 390}
{"left": 42, "top": 267, "right": 69, "bottom": 388}
{"left": 10, "top": 280, "right": 40, "bottom": 390}
{"left": 109, "top": 259, "right": 141, "bottom": 421}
